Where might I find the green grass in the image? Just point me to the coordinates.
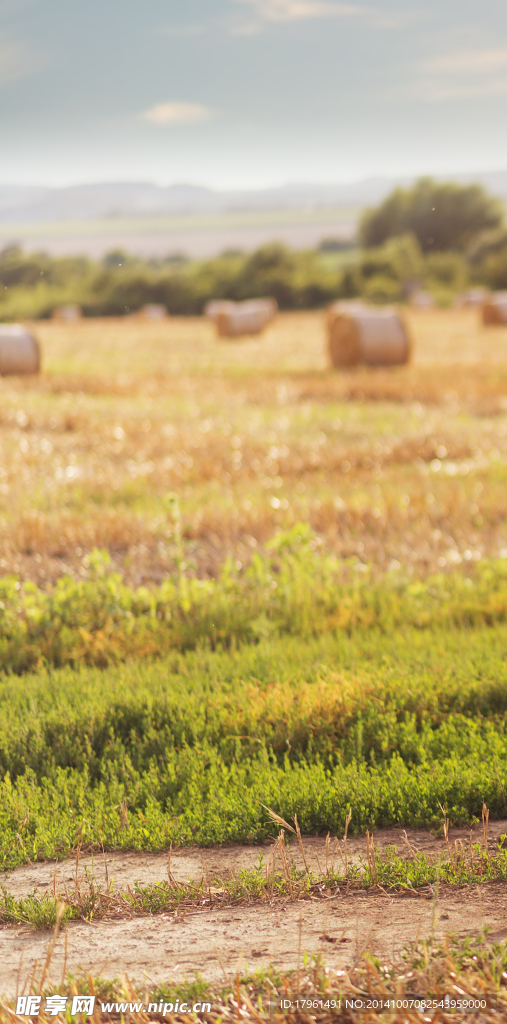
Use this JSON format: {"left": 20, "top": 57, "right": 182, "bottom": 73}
{"left": 0, "top": 885, "right": 73, "bottom": 928}
{"left": 2, "top": 549, "right": 507, "bottom": 868}
{"left": 3, "top": 524, "right": 507, "bottom": 672}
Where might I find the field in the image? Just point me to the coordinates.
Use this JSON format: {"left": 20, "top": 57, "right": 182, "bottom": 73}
{"left": 4, "top": 307, "right": 507, "bottom": 589}
{"left": 0, "top": 206, "right": 359, "bottom": 259}
{"left": 3, "top": 306, "right": 507, "bottom": 1017}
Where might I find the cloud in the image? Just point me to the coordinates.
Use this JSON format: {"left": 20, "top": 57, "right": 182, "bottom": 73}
{"left": 415, "top": 46, "right": 507, "bottom": 101}
{"left": 142, "top": 101, "right": 214, "bottom": 125}
{"left": 245, "top": 0, "right": 361, "bottom": 20}
{"left": 419, "top": 78, "right": 507, "bottom": 101}
{"left": 231, "top": 0, "right": 414, "bottom": 33}
{"left": 423, "top": 47, "right": 507, "bottom": 75}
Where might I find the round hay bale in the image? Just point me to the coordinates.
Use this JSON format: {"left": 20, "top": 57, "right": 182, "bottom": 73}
{"left": 204, "top": 300, "right": 236, "bottom": 322}
{"left": 142, "top": 304, "right": 167, "bottom": 320}
{"left": 328, "top": 304, "right": 410, "bottom": 368}
{"left": 410, "top": 290, "right": 434, "bottom": 308}
{"left": 216, "top": 304, "right": 267, "bottom": 338}
{"left": 205, "top": 297, "right": 277, "bottom": 331}
{"left": 0, "top": 324, "right": 40, "bottom": 375}
{"left": 482, "top": 292, "right": 507, "bottom": 325}
{"left": 327, "top": 300, "right": 364, "bottom": 333}
{"left": 242, "top": 297, "right": 277, "bottom": 324}
{"left": 52, "top": 305, "right": 81, "bottom": 322}
{"left": 454, "top": 288, "right": 489, "bottom": 308}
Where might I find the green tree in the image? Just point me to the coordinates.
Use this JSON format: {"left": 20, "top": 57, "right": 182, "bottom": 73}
{"left": 360, "top": 178, "right": 502, "bottom": 253}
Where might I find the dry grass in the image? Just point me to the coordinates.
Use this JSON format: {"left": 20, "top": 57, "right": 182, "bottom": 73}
{"left": 1, "top": 308, "right": 507, "bottom": 585}
{"left": 4, "top": 946, "right": 507, "bottom": 1023}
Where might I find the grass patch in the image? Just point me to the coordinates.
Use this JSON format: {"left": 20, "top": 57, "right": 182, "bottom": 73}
{"left": 2, "top": 528, "right": 507, "bottom": 671}
{"left": 2, "top": 607, "right": 507, "bottom": 867}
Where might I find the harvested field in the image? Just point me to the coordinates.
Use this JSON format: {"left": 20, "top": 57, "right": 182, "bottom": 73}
{"left": 2, "top": 306, "right": 507, "bottom": 1015}
{"left": 0, "top": 308, "right": 507, "bottom": 586}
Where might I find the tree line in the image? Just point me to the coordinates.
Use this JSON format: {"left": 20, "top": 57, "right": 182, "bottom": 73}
{"left": 1, "top": 177, "right": 506, "bottom": 320}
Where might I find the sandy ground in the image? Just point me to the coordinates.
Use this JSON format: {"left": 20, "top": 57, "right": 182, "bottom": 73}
{"left": 1, "top": 823, "right": 507, "bottom": 998}
{"left": 3, "top": 820, "right": 506, "bottom": 897}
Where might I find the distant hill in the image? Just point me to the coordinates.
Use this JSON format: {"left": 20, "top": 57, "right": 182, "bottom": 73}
{"left": 0, "top": 173, "right": 505, "bottom": 261}
{"left": 0, "top": 173, "right": 506, "bottom": 226}
{"left": 0, "top": 179, "right": 398, "bottom": 224}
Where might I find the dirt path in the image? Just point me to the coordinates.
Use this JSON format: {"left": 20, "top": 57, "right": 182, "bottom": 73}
{"left": 4, "top": 821, "right": 505, "bottom": 897}
{"left": 2, "top": 883, "right": 507, "bottom": 999}
{"left": 2, "top": 823, "right": 506, "bottom": 998}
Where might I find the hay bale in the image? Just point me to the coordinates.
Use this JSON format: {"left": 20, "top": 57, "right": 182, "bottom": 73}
{"left": 212, "top": 298, "right": 277, "bottom": 338}
{"left": 206, "top": 298, "right": 277, "bottom": 334}
{"left": 454, "top": 288, "right": 489, "bottom": 308}
{"left": 410, "top": 290, "right": 434, "bottom": 308}
{"left": 142, "top": 304, "right": 166, "bottom": 320}
{"left": 216, "top": 305, "right": 266, "bottom": 338}
{"left": 52, "top": 305, "right": 81, "bottom": 322}
{"left": 0, "top": 325, "right": 40, "bottom": 375}
{"left": 242, "top": 297, "right": 277, "bottom": 324}
{"left": 328, "top": 304, "right": 410, "bottom": 368}
{"left": 482, "top": 292, "right": 507, "bottom": 325}
{"left": 205, "top": 300, "right": 236, "bottom": 322}
{"left": 327, "top": 300, "right": 364, "bottom": 332}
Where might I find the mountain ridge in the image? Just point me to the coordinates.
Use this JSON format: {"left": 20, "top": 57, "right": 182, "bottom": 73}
{"left": 1, "top": 172, "right": 506, "bottom": 226}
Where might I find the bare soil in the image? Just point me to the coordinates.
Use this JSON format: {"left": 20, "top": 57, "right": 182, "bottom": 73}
{"left": 2, "top": 823, "right": 507, "bottom": 998}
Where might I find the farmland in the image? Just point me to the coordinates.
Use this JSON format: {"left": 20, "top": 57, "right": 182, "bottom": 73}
{"left": 3, "top": 307, "right": 507, "bottom": 589}
{"left": 3, "top": 305, "right": 507, "bottom": 1010}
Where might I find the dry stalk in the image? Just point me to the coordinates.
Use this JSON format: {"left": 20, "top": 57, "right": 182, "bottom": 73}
{"left": 101, "top": 841, "right": 109, "bottom": 890}
{"left": 454, "top": 838, "right": 465, "bottom": 867}
{"left": 482, "top": 802, "right": 490, "bottom": 855}
{"left": 365, "top": 831, "right": 377, "bottom": 885}
{"left": 334, "top": 837, "right": 346, "bottom": 871}
{"left": 60, "top": 931, "right": 68, "bottom": 990}
{"left": 120, "top": 798, "right": 129, "bottom": 830}
{"left": 400, "top": 829, "right": 419, "bottom": 859}
{"left": 278, "top": 831, "right": 294, "bottom": 895}
{"left": 261, "top": 805, "right": 296, "bottom": 835}
{"left": 268, "top": 835, "right": 279, "bottom": 886}
{"left": 294, "top": 814, "right": 310, "bottom": 875}
{"left": 37, "top": 901, "right": 65, "bottom": 993}
{"left": 73, "top": 842, "right": 83, "bottom": 902}
{"left": 438, "top": 803, "right": 450, "bottom": 854}
{"left": 343, "top": 808, "right": 352, "bottom": 875}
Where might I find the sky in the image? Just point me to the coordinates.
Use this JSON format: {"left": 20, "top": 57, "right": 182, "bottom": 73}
{"left": 1, "top": 0, "right": 507, "bottom": 189}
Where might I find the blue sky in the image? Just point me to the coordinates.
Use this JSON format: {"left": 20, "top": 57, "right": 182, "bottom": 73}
{"left": 1, "top": 0, "right": 507, "bottom": 188}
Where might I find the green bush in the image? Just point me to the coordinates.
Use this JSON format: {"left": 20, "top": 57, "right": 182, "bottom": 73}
{"left": 360, "top": 178, "right": 502, "bottom": 252}
{"left": 474, "top": 250, "right": 507, "bottom": 290}
{"left": 0, "top": 243, "right": 346, "bottom": 320}
{"left": 0, "top": 222, "right": 499, "bottom": 320}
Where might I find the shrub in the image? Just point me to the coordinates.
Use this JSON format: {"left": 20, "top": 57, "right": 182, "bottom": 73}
{"left": 360, "top": 178, "right": 502, "bottom": 252}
